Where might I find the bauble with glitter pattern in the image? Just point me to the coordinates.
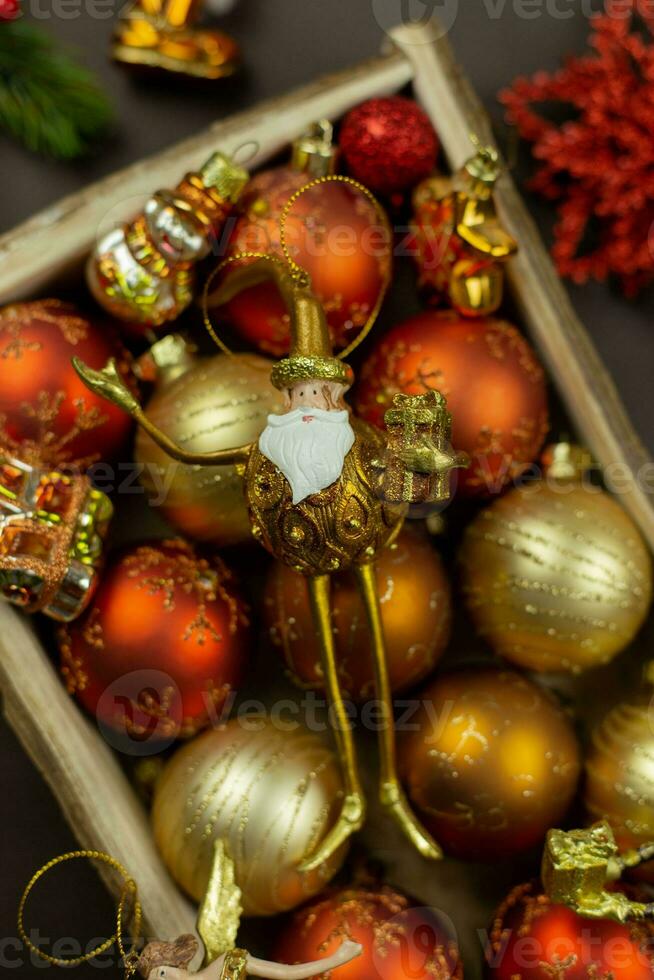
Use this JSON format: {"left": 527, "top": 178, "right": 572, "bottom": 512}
{"left": 273, "top": 884, "right": 463, "bottom": 980}
{"left": 135, "top": 349, "right": 285, "bottom": 547}
{"left": 0, "top": 299, "right": 133, "bottom": 469}
{"left": 58, "top": 539, "right": 250, "bottom": 742}
{"left": 458, "top": 444, "right": 652, "bottom": 673}
{"left": 151, "top": 717, "right": 347, "bottom": 915}
{"left": 354, "top": 311, "right": 549, "bottom": 498}
{"left": 339, "top": 96, "right": 440, "bottom": 196}
{"left": 584, "top": 664, "right": 654, "bottom": 881}
{"left": 263, "top": 526, "right": 452, "bottom": 702}
{"left": 399, "top": 666, "right": 581, "bottom": 861}
{"left": 486, "top": 879, "right": 654, "bottom": 980}
{"left": 213, "top": 158, "right": 392, "bottom": 356}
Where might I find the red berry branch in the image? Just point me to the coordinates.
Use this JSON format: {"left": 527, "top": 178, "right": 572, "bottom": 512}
{"left": 500, "top": 0, "right": 654, "bottom": 295}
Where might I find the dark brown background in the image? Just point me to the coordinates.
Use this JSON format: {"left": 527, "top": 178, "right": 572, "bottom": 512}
{"left": 2, "top": 1, "right": 654, "bottom": 977}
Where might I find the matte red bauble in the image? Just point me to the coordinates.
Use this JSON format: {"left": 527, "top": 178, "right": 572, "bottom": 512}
{"left": 215, "top": 167, "right": 391, "bottom": 356}
{"left": 340, "top": 97, "right": 440, "bottom": 196}
{"left": 399, "top": 667, "right": 581, "bottom": 861}
{"left": 354, "top": 311, "right": 549, "bottom": 497}
{"left": 263, "top": 527, "right": 451, "bottom": 702}
{"left": 58, "top": 539, "right": 250, "bottom": 742}
{"left": 0, "top": 300, "right": 133, "bottom": 469}
{"left": 486, "top": 881, "right": 654, "bottom": 980}
{"left": 273, "top": 885, "right": 463, "bottom": 980}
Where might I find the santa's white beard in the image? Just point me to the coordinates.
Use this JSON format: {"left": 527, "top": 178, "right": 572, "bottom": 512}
{"left": 258, "top": 407, "right": 355, "bottom": 505}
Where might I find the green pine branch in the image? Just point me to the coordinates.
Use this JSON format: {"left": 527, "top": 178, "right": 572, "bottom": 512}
{"left": 0, "top": 20, "right": 113, "bottom": 159}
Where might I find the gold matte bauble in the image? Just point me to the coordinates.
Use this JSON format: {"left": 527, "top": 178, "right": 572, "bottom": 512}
{"left": 585, "top": 666, "right": 654, "bottom": 881}
{"left": 399, "top": 666, "right": 581, "bottom": 860}
{"left": 459, "top": 478, "right": 652, "bottom": 673}
{"left": 151, "top": 718, "right": 347, "bottom": 916}
{"left": 263, "top": 527, "right": 452, "bottom": 702}
{"left": 135, "top": 353, "right": 284, "bottom": 547}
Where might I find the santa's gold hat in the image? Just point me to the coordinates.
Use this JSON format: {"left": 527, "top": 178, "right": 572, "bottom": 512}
{"left": 206, "top": 257, "right": 353, "bottom": 391}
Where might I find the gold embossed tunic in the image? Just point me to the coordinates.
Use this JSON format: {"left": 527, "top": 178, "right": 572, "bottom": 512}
{"left": 245, "top": 422, "right": 403, "bottom": 576}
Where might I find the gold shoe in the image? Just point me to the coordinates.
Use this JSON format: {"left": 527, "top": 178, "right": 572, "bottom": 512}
{"left": 380, "top": 781, "right": 443, "bottom": 861}
{"left": 299, "top": 793, "right": 365, "bottom": 873}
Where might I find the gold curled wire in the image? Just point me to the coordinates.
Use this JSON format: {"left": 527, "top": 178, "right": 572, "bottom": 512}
{"left": 202, "top": 250, "right": 297, "bottom": 357}
{"left": 278, "top": 174, "right": 392, "bottom": 360}
{"left": 17, "top": 850, "right": 142, "bottom": 977}
{"left": 201, "top": 174, "right": 392, "bottom": 361}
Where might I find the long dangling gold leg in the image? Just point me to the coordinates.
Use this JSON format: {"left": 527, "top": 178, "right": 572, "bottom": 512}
{"left": 299, "top": 574, "right": 365, "bottom": 873}
{"left": 354, "top": 562, "right": 443, "bottom": 861}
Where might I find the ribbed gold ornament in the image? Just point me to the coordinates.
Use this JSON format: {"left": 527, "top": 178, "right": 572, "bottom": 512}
{"left": 459, "top": 477, "right": 652, "bottom": 673}
{"left": 585, "top": 666, "right": 654, "bottom": 881}
{"left": 151, "top": 718, "right": 347, "bottom": 916}
{"left": 135, "top": 353, "right": 284, "bottom": 546}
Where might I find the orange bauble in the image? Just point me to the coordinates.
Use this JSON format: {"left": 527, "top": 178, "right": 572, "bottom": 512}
{"left": 0, "top": 299, "right": 133, "bottom": 468}
{"left": 214, "top": 166, "right": 391, "bottom": 356}
{"left": 58, "top": 539, "right": 250, "bottom": 745}
{"left": 399, "top": 667, "right": 581, "bottom": 861}
{"left": 487, "top": 881, "right": 654, "bottom": 980}
{"left": 354, "top": 311, "right": 549, "bottom": 497}
{"left": 273, "top": 885, "right": 463, "bottom": 980}
{"left": 263, "top": 527, "right": 451, "bottom": 701}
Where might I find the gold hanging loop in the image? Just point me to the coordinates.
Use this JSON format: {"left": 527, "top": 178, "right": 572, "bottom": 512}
{"left": 202, "top": 250, "right": 299, "bottom": 357}
{"left": 278, "top": 174, "right": 392, "bottom": 360}
{"left": 17, "top": 850, "right": 142, "bottom": 976}
{"left": 201, "top": 174, "right": 392, "bottom": 361}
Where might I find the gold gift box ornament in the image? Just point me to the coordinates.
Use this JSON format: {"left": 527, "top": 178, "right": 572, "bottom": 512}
{"left": 378, "top": 390, "right": 468, "bottom": 506}
{"left": 0, "top": 455, "right": 113, "bottom": 622}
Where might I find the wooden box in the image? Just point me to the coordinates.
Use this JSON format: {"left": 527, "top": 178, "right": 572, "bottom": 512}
{"left": 1, "top": 21, "right": 652, "bottom": 974}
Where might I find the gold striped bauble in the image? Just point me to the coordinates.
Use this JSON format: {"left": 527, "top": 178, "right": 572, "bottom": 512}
{"left": 459, "top": 462, "right": 652, "bottom": 673}
{"left": 135, "top": 353, "right": 284, "bottom": 547}
{"left": 151, "top": 718, "right": 347, "bottom": 915}
{"left": 585, "top": 668, "right": 654, "bottom": 880}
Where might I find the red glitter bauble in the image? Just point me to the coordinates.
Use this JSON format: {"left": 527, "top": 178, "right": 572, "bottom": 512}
{"left": 215, "top": 166, "right": 391, "bottom": 356}
{"left": 58, "top": 539, "right": 251, "bottom": 743}
{"left": 0, "top": 299, "right": 133, "bottom": 469}
{"left": 354, "top": 311, "right": 549, "bottom": 498}
{"left": 340, "top": 97, "right": 439, "bottom": 196}
{"left": 486, "top": 880, "right": 654, "bottom": 980}
{"left": 273, "top": 885, "right": 463, "bottom": 980}
{"left": 0, "top": 0, "right": 20, "bottom": 19}
{"left": 263, "top": 527, "right": 451, "bottom": 702}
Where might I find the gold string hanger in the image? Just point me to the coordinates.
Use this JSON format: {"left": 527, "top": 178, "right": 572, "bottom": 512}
{"left": 202, "top": 174, "right": 393, "bottom": 361}
{"left": 18, "top": 850, "right": 143, "bottom": 977}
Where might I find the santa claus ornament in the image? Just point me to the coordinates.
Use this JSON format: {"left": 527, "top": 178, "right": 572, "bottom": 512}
{"left": 73, "top": 175, "right": 467, "bottom": 867}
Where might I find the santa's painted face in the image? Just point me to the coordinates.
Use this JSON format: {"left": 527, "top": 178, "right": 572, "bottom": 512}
{"left": 259, "top": 381, "right": 355, "bottom": 504}
{"left": 286, "top": 380, "right": 346, "bottom": 412}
